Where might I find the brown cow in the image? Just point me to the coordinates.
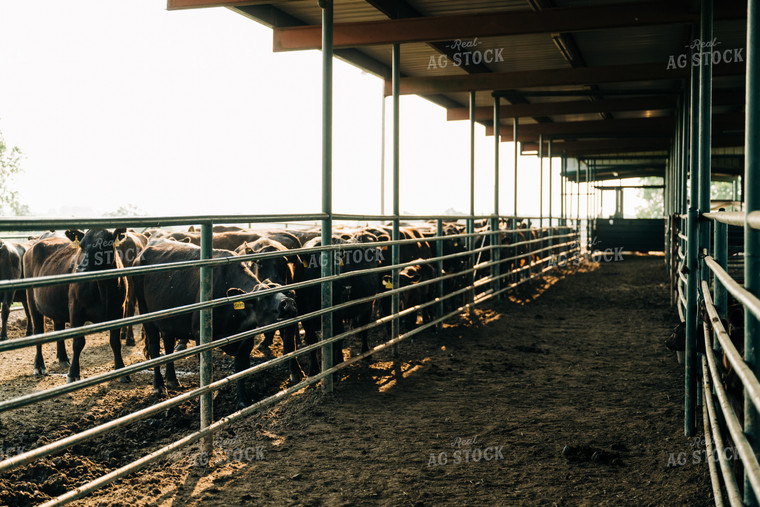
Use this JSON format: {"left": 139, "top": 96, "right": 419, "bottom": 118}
{"left": 24, "top": 229, "right": 129, "bottom": 382}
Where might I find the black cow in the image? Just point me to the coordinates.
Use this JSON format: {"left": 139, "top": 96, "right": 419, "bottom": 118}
{"left": 295, "top": 234, "right": 381, "bottom": 374}
{"left": 380, "top": 260, "right": 436, "bottom": 334}
{"left": 116, "top": 231, "right": 148, "bottom": 346}
{"left": 133, "top": 240, "right": 297, "bottom": 407}
{"left": 24, "top": 229, "right": 128, "bottom": 382}
{"left": 0, "top": 239, "right": 32, "bottom": 340}
{"left": 236, "top": 237, "right": 302, "bottom": 382}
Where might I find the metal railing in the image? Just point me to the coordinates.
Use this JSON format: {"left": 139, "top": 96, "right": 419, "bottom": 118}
{"left": 0, "top": 213, "right": 580, "bottom": 506}
{"left": 672, "top": 209, "right": 760, "bottom": 505}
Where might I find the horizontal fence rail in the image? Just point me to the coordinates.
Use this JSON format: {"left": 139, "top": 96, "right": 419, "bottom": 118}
{"left": 672, "top": 210, "right": 760, "bottom": 504}
{"left": 0, "top": 213, "right": 581, "bottom": 505}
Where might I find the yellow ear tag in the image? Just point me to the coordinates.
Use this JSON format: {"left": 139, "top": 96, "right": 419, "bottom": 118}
{"left": 453, "top": 242, "right": 459, "bottom": 247}
{"left": 384, "top": 280, "right": 393, "bottom": 289}
{"left": 302, "top": 260, "right": 308, "bottom": 268}
{"left": 73, "top": 238, "right": 80, "bottom": 248}
{"left": 233, "top": 301, "right": 245, "bottom": 310}
{"left": 113, "top": 238, "right": 121, "bottom": 248}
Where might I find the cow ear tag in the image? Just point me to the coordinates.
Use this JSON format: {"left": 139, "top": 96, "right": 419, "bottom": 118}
{"left": 384, "top": 280, "right": 393, "bottom": 289}
{"left": 73, "top": 238, "right": 80, "bottom": 248}
{"left": 113, "top": 238, "right": 121, "bottom": 248}
{"left": 233, "top": 301, "right": 245, "bottom": 310}
{"left": 301, "top": 260, "right": 308, "bottom": 268}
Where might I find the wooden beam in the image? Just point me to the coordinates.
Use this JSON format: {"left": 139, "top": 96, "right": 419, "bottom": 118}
{"left": 168, "top": 0, "right": 267, "bottom": 10}
{"left": 384, "top": 61, "right": 745, "bottom": 96}
{"left": 491, "top": 112, "right": 743, "bottom": 141}
{"left": 272, "top": 2, "right": 745, "bottom": 51}
{"left": 448, "top": 95, "right": 677, "bottom": 121}
{"left": 524, "top": 135, "right": 744, "bottom": 156}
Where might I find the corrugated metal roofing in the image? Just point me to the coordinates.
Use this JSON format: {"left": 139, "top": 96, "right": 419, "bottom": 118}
{"left": 215, "top": 0, "right": 748, "bottom": 170}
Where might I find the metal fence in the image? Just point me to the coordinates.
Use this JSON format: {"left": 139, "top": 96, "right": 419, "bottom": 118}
{"left": 672, "top": 210, "right": 760, "bottom": 506}
{"left": 0, "top": 213, "right": 580, "bottom": 506}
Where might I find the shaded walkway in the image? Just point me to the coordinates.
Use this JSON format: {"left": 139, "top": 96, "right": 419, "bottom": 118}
{"left": 84, "top": 257, "right": 712, "bottom": 506}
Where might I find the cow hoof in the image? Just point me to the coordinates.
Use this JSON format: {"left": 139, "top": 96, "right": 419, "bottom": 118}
{"left": 174, "top": 342, "right": 187, "bottom": 353}
{"left": 166, "top": 380, "right": 181, "bottom": 390}
{"left": 33, "top": 367, "right": 47, "bottom": 376}
{"left": 58, "top": 360, "right": 71, "bottom": 369}
{"left": 119, "top": 375, "right": 131, "bottom": 384}
{"left": 0, "top": 335, "right": 7, "bottom": 342}
{"left": 153, "top": 386, "right": 167, "bottom": 397}
{"left": 237, "top": 400, "right": 250, "bottom": 410}
{"left": 66, "top": 375, "right": 80, "bottom": 383}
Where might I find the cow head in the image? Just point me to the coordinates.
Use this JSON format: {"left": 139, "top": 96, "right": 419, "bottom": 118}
{"left": 226, "top": 281, "right": 297, "bottom": 331}
{"left": 70, "top": 228, "right": 127, "bottom": 272}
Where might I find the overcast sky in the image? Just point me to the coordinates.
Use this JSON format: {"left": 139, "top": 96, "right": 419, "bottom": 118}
{"left": 0, "top": 0, "right": 623, "bottom": 221}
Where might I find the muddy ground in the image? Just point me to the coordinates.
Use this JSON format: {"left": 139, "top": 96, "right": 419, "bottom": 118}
{"left": 0, "top": 256, "right": 712, "bottom": 506}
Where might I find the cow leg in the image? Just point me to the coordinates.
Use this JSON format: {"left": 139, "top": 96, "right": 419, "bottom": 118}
{"left": 256, "top": 331, "right": 276, "bottom": 358}
{"left": 233, "top": 338, "right": 255, "bottom": 408}
{"left": 121, "top": 292, "right": 136, "bottom": 346}
{"left": 280, "top": 324, "right": 302, "bottom": 383}
{"left": 22, "top": 299, "right": 33, "bottom": 336}
{"left": 28, "top": 297, "right": 47, "bottom": 375}
{"left": 53, "top": 320, "right": 70, "bottom": 368}
{"left": 302, "top": 318, "right": 321, "bottom": 377}
{"left": 162, "top": 333, "right": 180, "bottom": 390}
{"left": 0, "top": 293, "right": 10, "bottom": 341}
{"left": 143, "top": 321, "right": 166, "bottom": 396}
{"left": 332, "top": 316, "right": 345, "bottom": 367}
{"left": 67, "top": 334, "right": 85, "bottom": 383}
{"left": 108, "top": 328, "right": 130, "bottom": 383}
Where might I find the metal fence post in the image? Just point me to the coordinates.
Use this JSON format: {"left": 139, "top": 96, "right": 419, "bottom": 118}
{"left": 436, "top": 218, "right": 444, "bottom": 331}
{"left": 199, "top": 222, "right": 213, "bottom": 455}
{"left": 493, "top": 96, "right": 501, "bottom": 298}
{"left": 714, "top": 211, "right": 727, "bottom": 351}
{"left": 320, "top": 0, "right": 334, "bottom": 392}
{"left": 745, "top": 1, "right": 760, "bottom": 503}
{"left": 684, "top": 22, "right": 700, "bottom": 436}
{"left": 469, "top": 91, "right": 476, "bottom": 309}
{"left": 391, "top": 42, "right": 401, "bottom": 356}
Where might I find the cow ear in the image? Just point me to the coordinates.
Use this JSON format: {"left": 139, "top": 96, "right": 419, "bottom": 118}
{"left": 227, "top": 287, "right": 246, "bottom": 298}
{"left": 113, "top": 228, "right": 127, "bottom": 244}
{"left": 65, "top": 229, "right": 84, "bottom": 243}
{"left": 381, "top": 274, "right": 392, "bottom": 290}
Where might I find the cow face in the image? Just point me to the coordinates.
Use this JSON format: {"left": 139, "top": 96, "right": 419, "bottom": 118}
{"left": 226, "top": 283, "right": 297, "bottom": 331}
{"left": 71, "top": 228, "right": 127, "bottom": 272}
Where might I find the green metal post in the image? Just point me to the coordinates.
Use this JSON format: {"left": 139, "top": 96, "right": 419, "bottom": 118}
{"left": 199, "top": 222, "right": 213, "bottom": 455}
{"left": 513, "top": 117, "right": 519, "bottom": 280}
{"left": 469, "top": 91, "right": 476, "bottom": 307}
{"left": 539, "top": 134, "right": 544, "bottom": 230}
{"left": 320, "top": 0, "right": 334, "bottom": 392}
{"left": 698, "top": 0, "right": 713, "bottom": 284}
{"left": 391, "top": 42, "right": 400, "bottom": 356}
{"left": 493, "top": 96, "right": 501, "bottom": 296}
{"left": 548, "top": 139, "right": 553, "bottom": 229}
{"left": 685, "top": 23, "right": 700, "bottom": 437}
{"left": 714, "top": 210, "right": 727, "bottom": 324}
{"left": 746, "top": 1, "right": 760, "bottom": 503}
{"left": 436, "top": 218, "right": 444, "bottom": 331}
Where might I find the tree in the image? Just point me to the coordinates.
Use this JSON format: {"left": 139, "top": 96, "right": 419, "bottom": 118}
{"left": 0, "top": 129, "right": 28, "bottom": 216}
{"left": 103, "top": 203, "right": 147, "bottom": 217}
{"left": 634, "top": 176, "right": 664, "bottom": 218}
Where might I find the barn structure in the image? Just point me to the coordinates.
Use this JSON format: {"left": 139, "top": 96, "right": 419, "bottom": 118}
{"left": 0, "top": 0, "right": 756, "bottom": 504}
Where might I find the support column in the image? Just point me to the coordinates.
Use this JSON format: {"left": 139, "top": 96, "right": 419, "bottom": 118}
{"left": 493, "top": 96, "right": 501, "bottom": 296}
{"left": 685, "top": 23, "right": 700, "bottom": 437}
{"left": 391, "top": 43, "right": 401, "bottom": 356}
{"left": 468, "top": 91, "right": 476, "bottom": 307}
{"left": 539, "top": 134, "right": 544, "bottom": 230}
{"left": 745, "top": 1, "right": 760, "bottom": 504}
{"left": 514, "top": 118, "right": 519, "bottom": 220}
{"left": 199, "top": 222, "right": 213, "bottom": 455}
{"left": 320, "top": 0, "right": 334, "bottom": 392}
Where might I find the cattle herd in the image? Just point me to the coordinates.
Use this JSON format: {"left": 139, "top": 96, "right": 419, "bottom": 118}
{"left": 0, "top": 220, "right": 574, "bottom": 410}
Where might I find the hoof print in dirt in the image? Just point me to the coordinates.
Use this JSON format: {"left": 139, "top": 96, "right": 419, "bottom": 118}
{"left": 561, "top": 443, "right": 625, "bottom": 466}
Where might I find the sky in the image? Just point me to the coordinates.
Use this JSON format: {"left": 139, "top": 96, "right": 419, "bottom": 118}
{"left": 0, "top": 0, "right": 641, "bottom": 220}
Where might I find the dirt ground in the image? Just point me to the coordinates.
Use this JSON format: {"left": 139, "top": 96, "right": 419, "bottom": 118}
{"left": 0, "top": 256, "right": 713, "bottom": 506}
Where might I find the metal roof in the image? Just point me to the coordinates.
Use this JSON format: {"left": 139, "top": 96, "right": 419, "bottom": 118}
{"left": 168, "top": 0, "right": 748, "bottom": 181}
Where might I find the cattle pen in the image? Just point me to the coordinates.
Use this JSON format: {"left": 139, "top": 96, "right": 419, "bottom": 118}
{"left": 0, "top": 0, "right": 757, "bottom": 505}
